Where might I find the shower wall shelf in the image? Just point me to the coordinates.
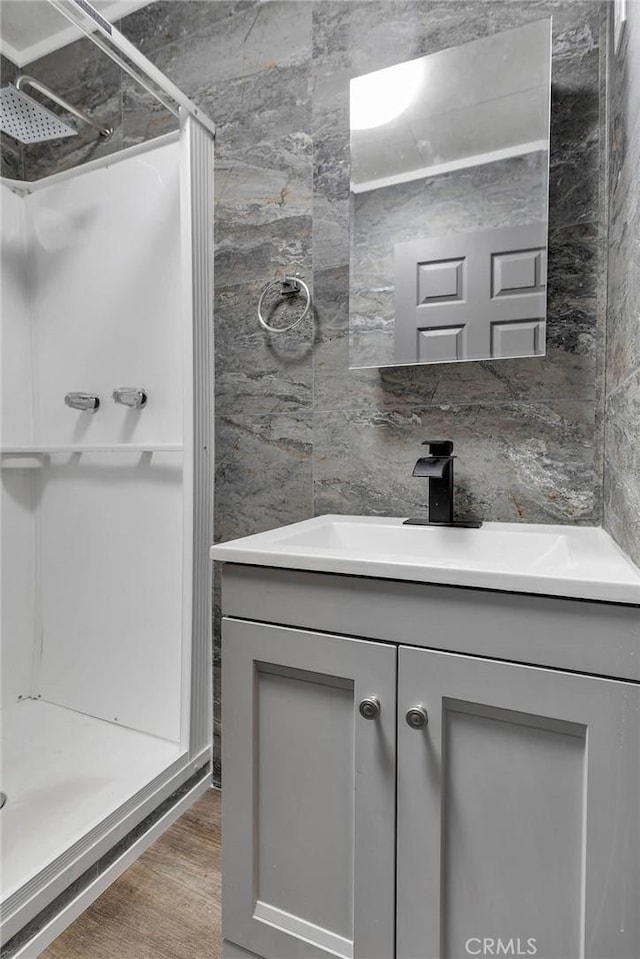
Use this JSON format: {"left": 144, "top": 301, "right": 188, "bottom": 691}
{"left": 1, "top": 444, "right": 184, "bottom": 453}
{"left": 1, "top": 444, "right": 184, "bottom": 466}
{"left": 0, "top": 454, "right": 45, "bottom": 469}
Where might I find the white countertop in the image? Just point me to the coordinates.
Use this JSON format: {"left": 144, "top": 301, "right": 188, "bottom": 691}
{"left": 210, "top": 515, "right": 640, "bottom": 605}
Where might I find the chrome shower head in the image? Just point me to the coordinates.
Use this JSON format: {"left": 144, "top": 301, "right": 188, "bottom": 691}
{"left": 0, "top": 84, "right": 78, "bottom": 144}
{"left": 0, "top": 76, "right": 112, "bottom": 144}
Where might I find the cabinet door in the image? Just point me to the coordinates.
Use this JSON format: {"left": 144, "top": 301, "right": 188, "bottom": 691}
{"left": 397, "top": 647, "right": 640, "bottom": 959}
{"left": 222, "top": 618, "right": 396, "bottom": 959}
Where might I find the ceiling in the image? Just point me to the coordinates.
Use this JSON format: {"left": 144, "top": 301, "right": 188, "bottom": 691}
{"left": 0, "top": 0, "right": 152, "bottom": 67}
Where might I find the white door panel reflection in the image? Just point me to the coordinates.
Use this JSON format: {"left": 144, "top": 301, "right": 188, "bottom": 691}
{"left": 394, "top": 222, "right": 547, "bottom": 363}
{"left": 349, "top": 17, "right": 552, "bottom": 369}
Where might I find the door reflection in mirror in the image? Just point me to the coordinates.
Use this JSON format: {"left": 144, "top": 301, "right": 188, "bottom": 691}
{"left": 349, "top": 18, "right": 552, "bottom": 369}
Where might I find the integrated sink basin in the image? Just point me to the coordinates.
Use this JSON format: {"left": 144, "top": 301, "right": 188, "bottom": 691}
{"left": 210, "top": 515, "right": 640, "bottom": 603}
{"left": 271, "top": 519, "right": 570, "bottom": 568}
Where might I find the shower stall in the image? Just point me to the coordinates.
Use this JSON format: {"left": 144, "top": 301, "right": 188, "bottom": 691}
{"left": 0, "top": 2, "right": 214, "bottom": 954}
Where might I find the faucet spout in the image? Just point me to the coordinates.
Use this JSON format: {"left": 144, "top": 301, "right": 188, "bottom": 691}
{"left": 412, "top": 455, "right": 454, "bottom": 479}
{"left": 404, "top": 439, "right": 482, "bottom": 528}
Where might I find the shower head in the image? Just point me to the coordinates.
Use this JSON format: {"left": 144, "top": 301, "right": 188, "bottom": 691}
{"left": 0, "top": 84, "right": 77, "bottom": 143}
{"left": 0, "top": 76, "right": 112, "bottom": 144}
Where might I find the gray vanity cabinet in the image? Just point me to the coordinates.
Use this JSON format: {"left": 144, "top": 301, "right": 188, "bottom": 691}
{"left": 397, "top": 647, "right": 639, "bottom": 959}
{"left": 222, "top": 618, "right": 397, "bottom": 959}
{"left": 220, "top": 567, "right": 640, "bottom": 959}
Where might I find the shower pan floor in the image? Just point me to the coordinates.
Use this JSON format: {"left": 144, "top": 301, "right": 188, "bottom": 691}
{"left": 0, "top": 698, "right": 184, "bottom": 904}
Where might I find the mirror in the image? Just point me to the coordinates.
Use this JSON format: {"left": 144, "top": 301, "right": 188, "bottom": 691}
{"left": 349, "top": 19, "right": 552, "bottom": 369}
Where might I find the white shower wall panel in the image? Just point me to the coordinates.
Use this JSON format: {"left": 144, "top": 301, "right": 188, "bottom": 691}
{"left": 1, "top": 470, "right": 38, "bottom": 706}
{"left": 27, "top": 140, "right": 183, "bottom": 447}
{"left": 1, "top": 185, "right": 38, "bottom": 706}
{"left": 36, "top": 452, "right": 183, "bottom": 742}
{"left": 1, "top": 184, "right": 33, "bottom": 445}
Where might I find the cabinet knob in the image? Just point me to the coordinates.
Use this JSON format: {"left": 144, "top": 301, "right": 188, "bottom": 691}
{"left": 358, "top": 697, "right": 380, "bottom": 720}
{"left": 405, "top": 706, "right": 428, "bottom": 729}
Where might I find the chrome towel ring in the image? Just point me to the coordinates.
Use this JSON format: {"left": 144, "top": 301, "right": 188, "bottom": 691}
{"left": 257, "top": 274, "right": 312, "bottom": 334}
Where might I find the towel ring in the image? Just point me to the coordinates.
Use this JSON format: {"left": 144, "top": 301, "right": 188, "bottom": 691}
{"left": 258, "top": 275, "right": 312, "bottom": 334}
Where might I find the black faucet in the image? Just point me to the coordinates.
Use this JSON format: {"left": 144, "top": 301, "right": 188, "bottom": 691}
{"left": 404, "top": 439, "right": 482, "bottom": 528}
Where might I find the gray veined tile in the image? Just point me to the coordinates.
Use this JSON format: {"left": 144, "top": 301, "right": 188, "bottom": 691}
{"left": 0, "top": 133, "right": 23, "bottom": 180}
{"left": 606, "top": 40, "right": 640, "bottom": 394}
{"left": 313, "top": 194, "right": 349, "bottom": 274}
{"left": 608, "top": 81, "right": 640, "bottom": 248}
{"left": 548, "top": 81, "right": 601, "bottom": 229}
{"left": 313, "top": 1, "right": 493, "bottom": 76}
{"left": 214, "top": 279, "right": 314, "bottom": 415}
{"left": 121, "top": 78, "right": 179, "bottom": 148}
{"left": 0, "top": 53, "right": 19, "bottom": 85}
{"left": 212, "top": 561, "right": 222, "bottom": 782}
{"left": 118, "top": 0, "right": 237, "bottom": 58}
{"left": 602, "top": 0, "right": 640, "bottom": 563}
{"left": 24, "top": 35, "right": 121, "bottom": 98}
{"left": 551, "top": 62, "right": 600, "bottom": 147}
{"left": 428, "top": 350, "right": 597, "bottom": 405}
{"left": 552, "top": 45, "right": 601, "bottom": 94}
{"left": 606, "top": 264, "right": 640, "bottom": 393}
{"left": 127, "top": 0, "right": 311, "bottom": 95}
{"left": 488, "top": 0, "right": 601, "bottom": 56}
{"left": 603, "top": 469, "right": 640, "bottom": 570}
{"left": 215, "top": 159, "right": 312, "bottom": 228}
{"left": 548, "top": 142, "right": 600, "bottom": 230}
{"left": 605, "top": 370, "right": 640, "bottom": 479}
{"left": 547, "top": 221, "right": 601, "bottom": 274}
{"left": 313, "top": 400, "right": 598, "bottom": 526}
{"left": 546, "top": 271, "right": 598, "bottom": 356}
{"left": 213, "top": 124, "right": 313, "bottom": 183}
{"left": 603, "top": 371, "right": 640, "bottom": 567}
{"left": 214, "top": 411, "right": 313, "bottom": 543}
{"left": 215, "top": 212, "right": 312, "bottom": 289}
{"left": 205, "top": 63, "right": 311, "bottom": 158}
{"left": 313, "top": 125, "right": 350, "bottom": 205}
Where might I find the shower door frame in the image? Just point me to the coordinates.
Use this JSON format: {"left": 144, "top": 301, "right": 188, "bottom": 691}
{"left": 47, "top": 0, "right": 216, "bottom": 138}
{"left": 1, "top": 116, "right": 214, "bottom": 954}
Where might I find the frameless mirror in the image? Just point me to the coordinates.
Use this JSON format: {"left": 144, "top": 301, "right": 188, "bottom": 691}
{"left": 349, "top": 18, "right": 552, "bottom": 369}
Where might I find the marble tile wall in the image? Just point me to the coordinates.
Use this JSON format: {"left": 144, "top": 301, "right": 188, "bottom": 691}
{"left": 311, "top": 0, "right": 606, "bottom": 527}
{"left": 0, "top": 1, "right": 613, "bottom": 780}
{"left": 1, "top": 54, "right": 24, "bottom": 179}
{"left": 0, "top": 32, "right": 175, "bottom": 181}
{"left": 603, "top": 0, "right": 640, "bottom": 566}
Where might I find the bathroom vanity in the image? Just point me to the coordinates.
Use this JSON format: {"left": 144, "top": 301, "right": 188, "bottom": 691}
{"left": 211, "top": 516, "right": 640, "bottom": 959}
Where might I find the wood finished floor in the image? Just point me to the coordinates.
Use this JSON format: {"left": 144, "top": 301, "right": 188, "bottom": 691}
{"left": 41, "top": 787, "right": 221, "bottom": 959}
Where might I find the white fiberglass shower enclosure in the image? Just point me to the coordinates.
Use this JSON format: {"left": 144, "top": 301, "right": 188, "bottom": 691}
{"left": 0, "top": 5, "right": 214, "bottom": 954}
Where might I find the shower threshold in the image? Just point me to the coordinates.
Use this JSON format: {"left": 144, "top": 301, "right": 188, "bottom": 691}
{"left": 0, "top": 699, "right": 185, "bottom": 929}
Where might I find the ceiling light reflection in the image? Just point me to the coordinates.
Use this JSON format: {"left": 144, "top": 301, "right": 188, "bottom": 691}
{"left": 350, "top": 58, "right": 425, "bottom": 131}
